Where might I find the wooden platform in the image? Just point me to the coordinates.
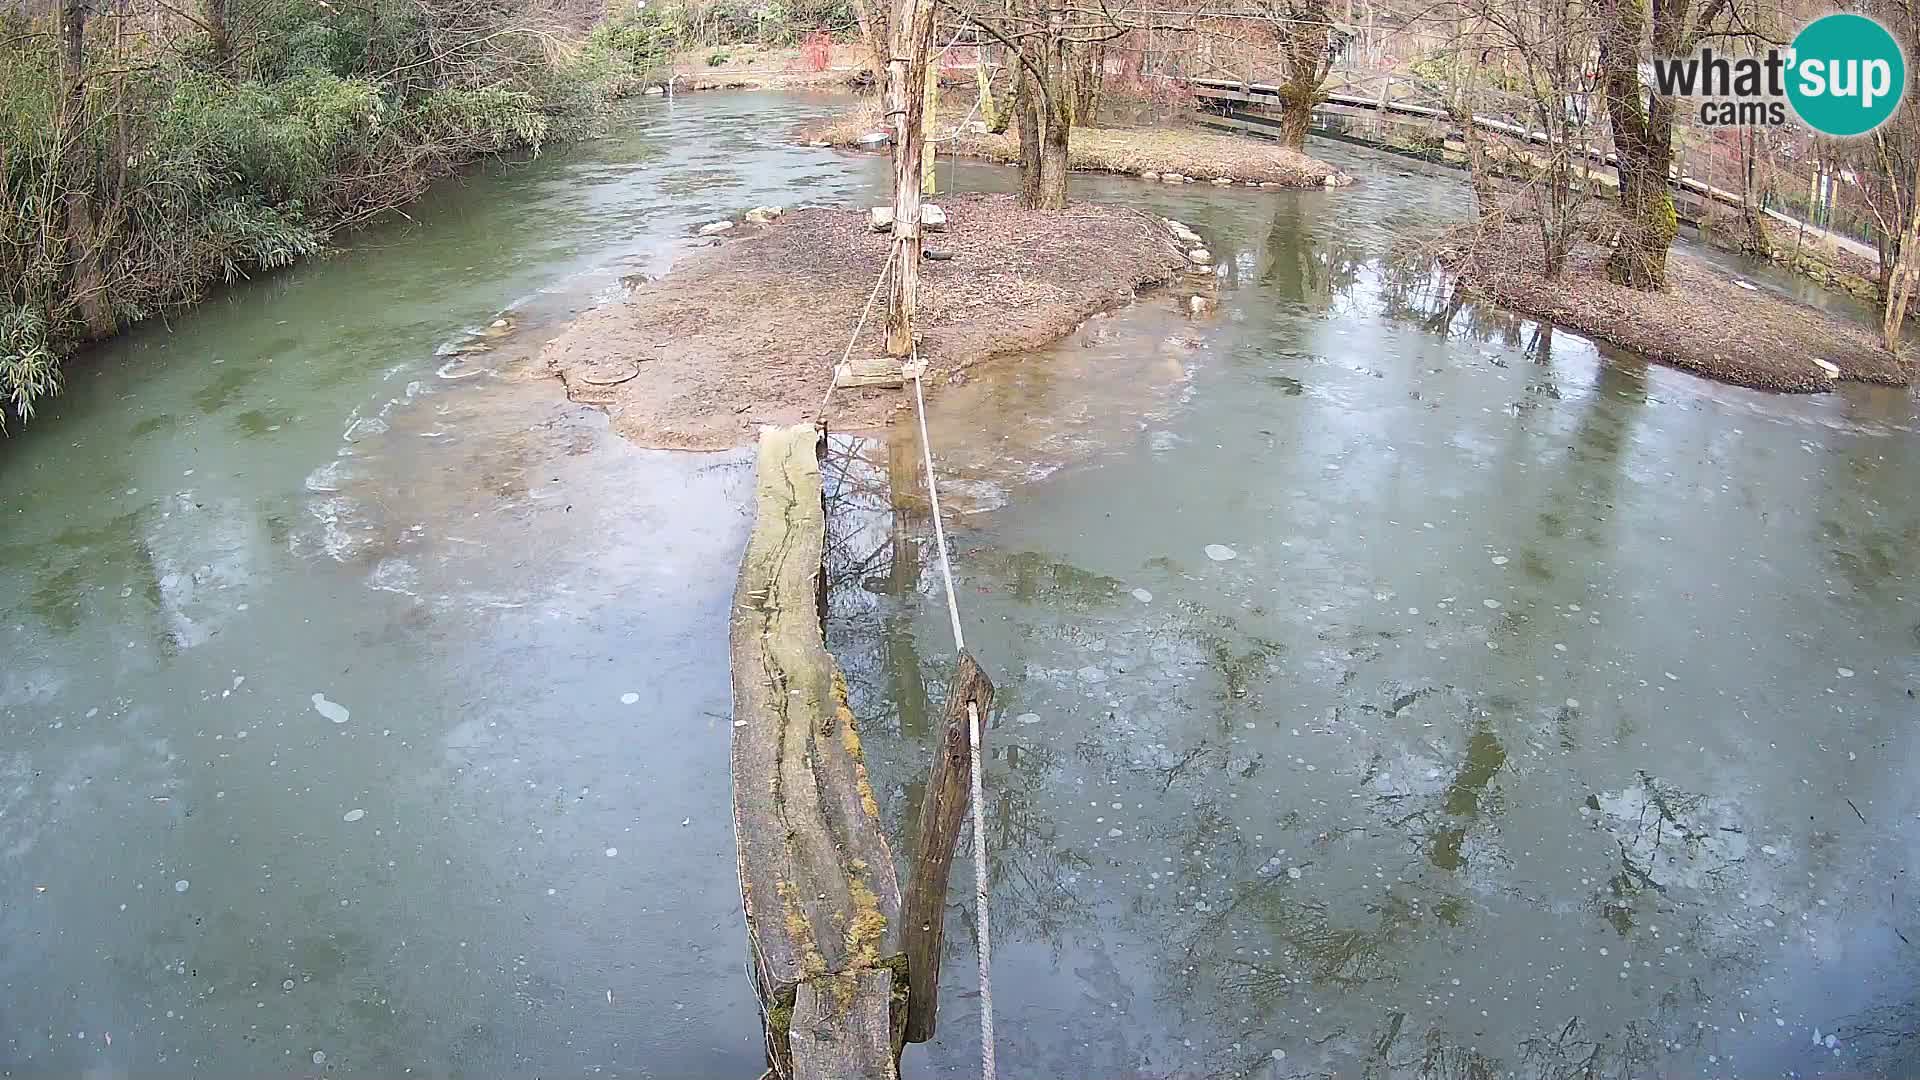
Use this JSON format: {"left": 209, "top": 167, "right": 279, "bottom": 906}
{"left": 730, "top": 424, "right": 906, "bottom": 1080}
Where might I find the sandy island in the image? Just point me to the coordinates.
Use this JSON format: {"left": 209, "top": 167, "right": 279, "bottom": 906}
{"left": 542, "top": 193, "right": 1204, "bottom": 449}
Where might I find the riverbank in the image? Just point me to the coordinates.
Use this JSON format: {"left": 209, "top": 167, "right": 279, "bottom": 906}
{"left": 664, "top": 42, "right": 870, "bottom": 91}
{"left": 803, "top": 100, "right": 1348, "bottom": 189}
{"left": 542, "top": 193, "right": 1195, "bottom": 449}
{"left": 1443, "top": 220, "right": 1912, "bottom": 392}
{"left": 0, "top": 1, "right": 655, "bottom": 429}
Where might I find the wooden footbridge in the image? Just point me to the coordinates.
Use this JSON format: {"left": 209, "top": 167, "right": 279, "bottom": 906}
{"left": 1188, "top": 75, "right": 1872, "bottom": 251}
{"left": 730, "top": 424, "right": 993, "bottom": 1080}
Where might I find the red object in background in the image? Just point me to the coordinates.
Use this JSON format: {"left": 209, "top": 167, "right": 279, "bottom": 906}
{"left": 801, "top": 32, "right": 831, "bottom": 73}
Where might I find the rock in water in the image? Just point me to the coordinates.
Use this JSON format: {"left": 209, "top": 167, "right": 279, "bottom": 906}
{"left": 869, "top": 206, "right": 895, "bottom": 232}
{"left": 311, "top": 693, "right": 350, "bottom": 724}
{"left": 698, "top": 220, "right": 735, "bottom": 236}
{"left": 1211, "top": 177, "right": 1234, "bottom": 186}
{"left": 744, "top": 205, "right": 783, "bottom": 224}
{"left": 922, "top": 203, "right": 947, "bottom": 231}
{"left": 1205, "top": 544, "right": 1238, "bottom": 562}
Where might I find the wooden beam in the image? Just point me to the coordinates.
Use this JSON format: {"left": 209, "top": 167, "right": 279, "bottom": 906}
{"left": 731, "top": 424, "right": 906, "bottom": 1080}
{"left": 900, "top": 650, "right": 995, "bottom": 1044}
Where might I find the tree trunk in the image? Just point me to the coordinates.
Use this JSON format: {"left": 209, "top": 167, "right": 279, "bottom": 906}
{"left": 62, "top": 0, "right": 86, "bottom": 87}
{"left": 1453, "top": 60, "right": 1498, "bottom": 225}
{"left": 1275, "top": 0, "right": 1331, "bottom": 150}
{"left": 1037, "top": 106, "right": 1069, "bottom": 208}
{"left": 1609, "top": 134, "right": 1677, "bottom": 288}
{"left": 1067, "top": 41, "right": 1102, "bottom": 126}
{"left": 1736, "top": 128, "right": 1772, "bottom": 256}
{"left": 976, "top": 50, "right": 1004, "bottom": 133}
{"left": 1013, "top": 46, "right": 1043, "bottom": 209}
{"left": 1275, "top": 94, "right": 1313, "bottom": 149}
{"left": 204, "top": 0, "right": 232, "bottom": 71}
{"left": 883, "top": 0, "right": 938, "bottom": 358}
{"left": 1597, "top": 0, "right": 1677, "bottom": 290}
{"left": 847, "top": 0, "right": 889, "bottom": 86}
{"left": 1882, "top": 156, "right": 1920, "bottom": 353}
{"left": 922, "top": 59, "right": 938, "bottom": 196}
{"left": 1031, "top": 17, "right": 1070, "bottom": 208}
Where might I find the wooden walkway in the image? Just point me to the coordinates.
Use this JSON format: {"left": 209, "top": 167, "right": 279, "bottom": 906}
{"left": 1188, "top": 76, "right": 1874, "bottom": 255}
{"left": 729, "top": 423, "right": 993, "bottom": 1080}
{"left": 730, "top": 425, "right": 905, "bottom": 1079}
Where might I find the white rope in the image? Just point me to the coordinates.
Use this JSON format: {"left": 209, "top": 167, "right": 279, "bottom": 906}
{"left": 909, "top": 353, "right": 994, "bottom": 1080}
{"left": 812, "top": 210, "right": 993, "bottom": 1078}
{"left": 965, "top": 698, "right": 993, "bottom": 1079}
{"left": 910, "top": 360, "right": 966, "bottom": 653}
{"left": 817, "top": 246, "right": 900, "bottom": 418}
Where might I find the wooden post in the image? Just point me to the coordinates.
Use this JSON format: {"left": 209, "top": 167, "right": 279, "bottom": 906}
{"left": 884, "top": 0, "right": 938, "bottom": 358}
{"left": 923, "top": 55, "right": 940, "bottom": 196}
{"left": 900, "top": 649, "right": 995, "bottom": 1044}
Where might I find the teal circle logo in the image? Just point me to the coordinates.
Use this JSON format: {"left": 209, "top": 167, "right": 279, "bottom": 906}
{"left": 1787, "top": 13, "right": 1906, "bottom": 136}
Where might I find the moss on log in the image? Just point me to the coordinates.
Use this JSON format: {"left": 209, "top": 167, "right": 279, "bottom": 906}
{"left": 730, "top": 424, "right": 906, "bottom": 1079}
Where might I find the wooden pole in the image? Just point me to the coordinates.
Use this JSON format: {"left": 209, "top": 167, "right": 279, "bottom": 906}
{"left": 884, "top": 0, "right": 938, "bottom": 358}
{"left": 900, "top": 649, "right": 995, "bottom": 1044}
{"left": 923, "top": 54, "right": 940, "bottom": 196}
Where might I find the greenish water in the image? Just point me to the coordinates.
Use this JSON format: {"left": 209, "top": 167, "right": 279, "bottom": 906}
{"left": 4, "top": 91, "right": 1917, "bottom": 1079}
{"left": 0, "top": 92, "right": 875, "bottom": 1076}
{"left": 834, "top": 156, "right": 1920, "bottom": 1078}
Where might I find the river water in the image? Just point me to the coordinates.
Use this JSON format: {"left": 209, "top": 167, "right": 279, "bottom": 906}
{"left": 3, "top": 92, "right": 1917, "bottom": 1077}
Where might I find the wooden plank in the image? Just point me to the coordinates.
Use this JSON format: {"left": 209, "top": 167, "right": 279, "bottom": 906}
{"left": 901, "top": 650, "right": 995, "bottom": 1043}
{"left": 791, "top": 971, "right": 899, "bottom": 1080}
{"left": 730, "top": 424, "right": 905, "bottom": 1079}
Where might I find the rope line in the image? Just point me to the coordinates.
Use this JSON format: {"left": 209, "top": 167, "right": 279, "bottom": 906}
{"left": 910, "top": 357, "right": 967, "bottom": 653}
{"left": 811, "top": 152, "right": 994, "bottom": 1080}
{"left": 817, "top": 245, "right": 900, "bottom": 419}
{"left": 909, "top": 349, "right": 994, "bottom": 1080}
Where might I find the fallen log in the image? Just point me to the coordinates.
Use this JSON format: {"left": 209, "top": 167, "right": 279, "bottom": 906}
{"left": 730, "top": 423, "right": 906, "bottom": 1080}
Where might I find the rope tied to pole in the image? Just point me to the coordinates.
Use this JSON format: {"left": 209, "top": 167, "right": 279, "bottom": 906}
{"left": 908, "top": 345, "right": 995, "bottom": 1080}
{"left": 816, "top": 245, "right": 901, "bottom": 419}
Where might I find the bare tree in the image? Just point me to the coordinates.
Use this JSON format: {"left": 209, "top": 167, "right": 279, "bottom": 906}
{"left": 848, "top": 0, "right": 891, "bottom": 83}
{"left": 1846, "top": 0, "right": 1919, "bottom": 351}
{"left": 1260, "top": 0, "right": 1339, "bottom": 148}
{"left": 1735, "top": 127, "right": 1774, "bottom": 256}
{"left": 943, "top": 0, "right": 1188, "bottom": 208}
{"left": 1594, "top": 0, "right": 1750, "bottom": 289}
{"left": 1480, "top": 0, "right": 1601, "bottom": 276}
